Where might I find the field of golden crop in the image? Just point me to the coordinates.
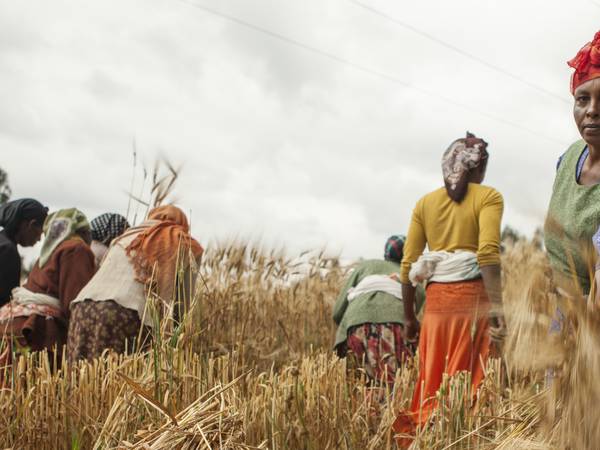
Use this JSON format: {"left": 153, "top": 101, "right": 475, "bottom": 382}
{"left": 0, "top": 240, "right": 596, "bottom": 449}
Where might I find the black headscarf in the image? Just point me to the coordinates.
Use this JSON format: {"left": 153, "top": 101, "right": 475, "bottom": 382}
{"left": 0, "top": 198, "right": 48, "bottom": 238}
{"left": 90, "top": 213, "right": 130, "bottom": 246}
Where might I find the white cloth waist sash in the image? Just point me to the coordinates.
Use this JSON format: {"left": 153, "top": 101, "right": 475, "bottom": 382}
{"left": 347, "top": 275, "right": 403, "bottom": 302}
{"left": 11, "top": 287, "right": 61, "bottom": 309}
{"left": 409, "top": 251, "right": 481, "bottom": 287}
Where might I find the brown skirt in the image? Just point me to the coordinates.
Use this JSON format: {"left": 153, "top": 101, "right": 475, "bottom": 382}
{"left": 67, "top": 299, "right": 151, "bottom": 364}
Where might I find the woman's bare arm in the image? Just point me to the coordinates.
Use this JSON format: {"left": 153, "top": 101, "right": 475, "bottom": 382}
{"left": 480, "top": 264, "right": 506, "bottom": 337}
{"left": 594, "top": 269, "right": 600, "bottom": 308}
{"left": 402, "top": 283, "right": 419, "bottom": 340}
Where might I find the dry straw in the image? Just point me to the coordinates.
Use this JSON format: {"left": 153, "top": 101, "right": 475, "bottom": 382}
{"left": 1, "top": 158, "right": 596, "bottom": 448}
{"left": 1, "top": 239, "right": 583, "bottom": 449}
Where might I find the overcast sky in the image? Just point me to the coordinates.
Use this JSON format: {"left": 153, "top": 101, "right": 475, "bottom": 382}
{"left": 1, "top": 0, "right": 598, "bottom": 260}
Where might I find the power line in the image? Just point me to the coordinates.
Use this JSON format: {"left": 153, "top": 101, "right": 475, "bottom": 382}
{"left": 175, "top": 0, "right": 570, "bottom": 146}
{"left": 347, "top": 0, "right": 571, "bottom": 105}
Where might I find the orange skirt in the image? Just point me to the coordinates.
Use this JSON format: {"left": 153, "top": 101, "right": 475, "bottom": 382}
{"left": 393, "top": 279, "right": 490, "bottom": 444}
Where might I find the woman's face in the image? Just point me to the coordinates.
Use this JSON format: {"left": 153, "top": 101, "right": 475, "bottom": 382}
{"left": 15, "top": 220, "right": 44, "bottom": 247}
{"left": 574, "top": 78, "right": 600, "bottom": 149}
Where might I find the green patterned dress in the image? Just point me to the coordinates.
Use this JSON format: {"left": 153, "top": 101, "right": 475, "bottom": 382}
{"left": 545, "top": 140, "right": 600, "bottom": 295}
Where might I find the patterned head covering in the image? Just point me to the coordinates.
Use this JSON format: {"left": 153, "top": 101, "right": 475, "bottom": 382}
{"left": 39, "top": 208, "right": 90, "bottom": 267}
{"left": 384, "top": 235, "right": 406, "bottom": 264}
{"left": 441, "top": 132, "right": 489, "bottom": 203}
{"left": 90, "top": 213, "right": 129, "bottom": 246}
{"left": 569, "top": 31, "right": 600, "bottom": 94}
{"left": 0, "top": 198, "right": 48, "bottom": 238}
{"left": 124, "top": 205, "right": 203, "bottom": 299}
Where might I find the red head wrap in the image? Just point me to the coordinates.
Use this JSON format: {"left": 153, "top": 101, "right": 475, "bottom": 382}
{"left": 569, "top": 31, "right": 600, "bottom": 94}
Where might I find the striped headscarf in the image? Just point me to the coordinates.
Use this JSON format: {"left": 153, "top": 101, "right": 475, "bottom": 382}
{"left": 39, "top": 208, "right": 90, "bottom": 267}
{"left": 91, "top": 213, "right": 129, "bottom": 246}
{"left": 442, "top": 132, "right": 488, "bottom": 203}
{"left": 384, "top": 235, "right": 406, "bottom": 264}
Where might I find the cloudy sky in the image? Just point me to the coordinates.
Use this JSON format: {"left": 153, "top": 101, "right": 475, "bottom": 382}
{"left": 1, "top": 0, "right": 598, "bottom": 260}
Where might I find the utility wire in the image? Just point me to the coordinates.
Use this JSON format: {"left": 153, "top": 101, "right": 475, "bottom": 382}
{"left": 347, "top": 0, "right": 571, "bottom": 105}
{"left": 176, "top": 0, "right": 569, "bottom": 146}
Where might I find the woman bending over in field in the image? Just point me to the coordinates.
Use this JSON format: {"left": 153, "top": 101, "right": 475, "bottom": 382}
{"left": 67, "top": 205, "right": 203, "bottom": 364}
{"left": 393, "top": 132, "right": 506, "bottom": 444}
{"left": 89, "top": 212, "right": 130, "bottom": 268}
{"left": 332, "top": 235, "right": 424, "bottom": 386}
{"left": 0, "top": 209, "right": 95, "bottom": 367}
{"left": 0, "top": 198, "right": 48, "bottom": 307}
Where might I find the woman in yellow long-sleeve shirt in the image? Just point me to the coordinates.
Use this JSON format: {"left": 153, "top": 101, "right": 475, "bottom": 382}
{"left": 393, "top": 132, "right": 505, "bottom": 445}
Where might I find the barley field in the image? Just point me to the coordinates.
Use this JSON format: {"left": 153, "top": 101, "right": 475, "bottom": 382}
{"left": 0, "top": 240, "right": 594, "bottom": 449}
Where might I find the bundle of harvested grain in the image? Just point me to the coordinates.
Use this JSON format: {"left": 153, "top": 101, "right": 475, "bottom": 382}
{"left": 113, "top": 375, "right": 265, "bottom": 450}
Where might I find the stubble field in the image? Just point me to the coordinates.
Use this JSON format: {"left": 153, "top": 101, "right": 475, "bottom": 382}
{"left": 0, "top": 240, "right": 594, "bottom": 449}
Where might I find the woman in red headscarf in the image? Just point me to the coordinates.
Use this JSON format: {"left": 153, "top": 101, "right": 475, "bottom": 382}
{"left": 66, "top": 205, "right": 203, "bottom": 363}
{"left": 545, "top": 31, "right": 600, "bottom": 301}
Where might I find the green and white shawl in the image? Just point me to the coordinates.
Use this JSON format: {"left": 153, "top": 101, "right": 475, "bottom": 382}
{"left": 39, "top": 208, "right": 90, "bottom": 267}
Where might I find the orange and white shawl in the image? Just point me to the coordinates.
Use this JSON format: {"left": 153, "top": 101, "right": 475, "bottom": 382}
{"left": 118, "top": 205, "right": 203, "bottom": 299}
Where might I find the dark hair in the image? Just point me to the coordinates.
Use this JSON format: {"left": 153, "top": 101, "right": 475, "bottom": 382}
{"left": 0, "top": 198, "right": 48, "bottom": 237}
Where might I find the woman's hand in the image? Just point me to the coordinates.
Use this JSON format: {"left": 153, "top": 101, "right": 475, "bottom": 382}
{"left": 389, "top": 272, "right": 401, "bottom": 282}
{"left": 404, "top": 318, "right": 420, "bottom": 343}
{"left": 489, "top": 314, "right": 507, "bottom": 343}
{"left": 402, "top": 283, "right": 420, "bottom": 343}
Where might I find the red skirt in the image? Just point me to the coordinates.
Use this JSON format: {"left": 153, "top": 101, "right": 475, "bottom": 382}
{"left": 393, "top": 279, "right": 490, "bottom": 445}
{"left": 0, "top": 314, "right": 67, "bottom": 373}
{"left": 346, "top": 322, "right": 412, "bottom": 385}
